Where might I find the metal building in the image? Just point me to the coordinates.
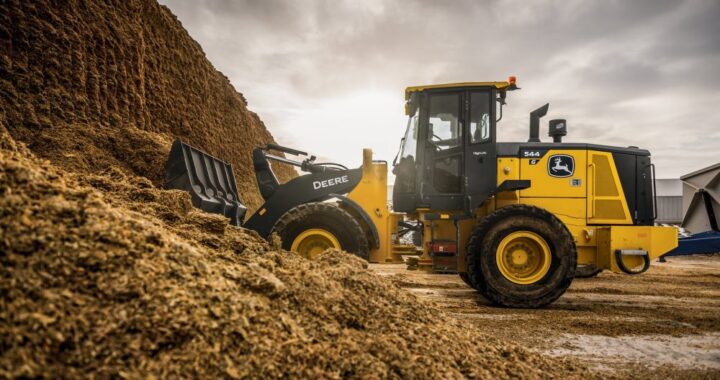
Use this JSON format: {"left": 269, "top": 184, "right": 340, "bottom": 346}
{"left": 681, "top": 163, "right": 720, "bottom": 233}
{"left": 655, "top": 178, "right": 683, "bottom": 224}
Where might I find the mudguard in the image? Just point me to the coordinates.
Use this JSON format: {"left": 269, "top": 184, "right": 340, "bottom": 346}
{"left": 330, "top": 194, "right": 380, "bottom": 250}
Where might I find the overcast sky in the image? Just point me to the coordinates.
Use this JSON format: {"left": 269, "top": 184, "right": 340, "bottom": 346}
{"left": 160, "top": 0, "right": 719, "bottom": 178}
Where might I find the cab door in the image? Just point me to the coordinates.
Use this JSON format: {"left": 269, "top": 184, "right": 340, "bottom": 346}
{"left": 392, "top": 105, "right": 420, "bottom": 212}
{"left": 464, "top": 90, "right": 497, "bottom": 210}
{"left": 420, "top": 91, "right": 465, "bottom": 210}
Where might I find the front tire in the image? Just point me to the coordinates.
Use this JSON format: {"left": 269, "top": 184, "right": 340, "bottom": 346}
{"left": 459, "top": 272, "right": 479, "bottom": 290}
{"left": 272, "top": 202, "right": 370, "bottom": 260}
{"left": 466, "top": 205, "right": 576, "bottom": 308}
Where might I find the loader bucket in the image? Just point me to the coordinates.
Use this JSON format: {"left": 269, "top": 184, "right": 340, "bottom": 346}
{"left": 165, "top": 140, "right": 247, "bottom": 226}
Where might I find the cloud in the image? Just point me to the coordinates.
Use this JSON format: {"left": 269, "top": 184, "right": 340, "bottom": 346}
{"left": 160, "top": 0, "right": 720, "bottom": 177}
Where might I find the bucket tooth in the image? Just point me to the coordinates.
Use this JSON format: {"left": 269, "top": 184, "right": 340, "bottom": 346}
{"left": 165, "top": 140, "right": 247, "bottom": 226}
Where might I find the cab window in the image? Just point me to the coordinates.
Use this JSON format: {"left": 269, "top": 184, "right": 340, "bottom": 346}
{"left": 470, "top": 92, "right": 491, "bottom": 143}
{"left": 400, "top": 107, "right": 419, "bottom": 160}
{"left": 427, "top": 93, "right": 461, "bottom": 151}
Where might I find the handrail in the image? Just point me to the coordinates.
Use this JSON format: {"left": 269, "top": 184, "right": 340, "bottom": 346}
{"left": 650, "top": 163, "right": 657, "bottom": 221}
{"left": 589, "top": 162, "right": 596, "bottom": 218}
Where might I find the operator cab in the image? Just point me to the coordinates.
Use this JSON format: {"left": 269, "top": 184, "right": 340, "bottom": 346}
{"left": 393, "top": 79, "right": 517, "bottom": 213}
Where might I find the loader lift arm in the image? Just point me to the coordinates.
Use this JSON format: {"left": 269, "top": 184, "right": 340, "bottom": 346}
{"left": 253, "top": 143, "right": 348, "bottom": 201}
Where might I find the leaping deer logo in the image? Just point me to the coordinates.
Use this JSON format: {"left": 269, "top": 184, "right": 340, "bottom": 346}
{"left": 551, "top": 157, "right": 572, "bottom": 174}
{"left": 547, "top": 155, "right": 574, "bottom": 177}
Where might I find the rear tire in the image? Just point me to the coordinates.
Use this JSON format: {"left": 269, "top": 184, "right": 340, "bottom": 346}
{"left": 466, "top": 205, "right": 576, "bottom": 308}
{"left": 575, "top": 264, "right": 602, "bottom": 278}
{"left": 272, "top": 202, "right": 370, "bottom": 260}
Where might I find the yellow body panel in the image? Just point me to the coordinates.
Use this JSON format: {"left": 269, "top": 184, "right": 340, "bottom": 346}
{"left": 346, "top": 149, "right": 402, "bottom": 263}
{"left": 596, "top": 226, "right": 678, "bottom": 272}
{"left": 347, "top": 148, "right": 677, "bottom": 274}
{"left": 587, "top": 152, "right": 633, "bottom": 225}
{"left": 519, "top": 150, "right": 587, "bottom": 198}
{"left": 496, "top": 157, "right": 520, "bottom": 204}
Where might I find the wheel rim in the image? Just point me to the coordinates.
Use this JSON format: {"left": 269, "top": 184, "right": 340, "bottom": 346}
{"left": 290, "top": 228, "right": 341, "bottom": 260}
{"left": 496, "top": 231, "right": 552, "bottom": 285}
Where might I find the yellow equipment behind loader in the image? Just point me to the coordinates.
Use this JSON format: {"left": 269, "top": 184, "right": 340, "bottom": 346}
{"left": 166, "top": 76, "right": 678, "bottom": 308}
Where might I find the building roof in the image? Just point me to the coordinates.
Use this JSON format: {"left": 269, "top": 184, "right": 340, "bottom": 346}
{"left": 681, "top": 162, "right": 720, "bottom": 180}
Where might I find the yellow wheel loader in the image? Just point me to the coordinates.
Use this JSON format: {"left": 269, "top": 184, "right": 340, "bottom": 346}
{"left": 166, "top": 77, "right": 678, "bottom": 308}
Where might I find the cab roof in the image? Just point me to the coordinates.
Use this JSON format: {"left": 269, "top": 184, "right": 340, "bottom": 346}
{"left": 404, "top": 81, "right": 514, "bottom": 100}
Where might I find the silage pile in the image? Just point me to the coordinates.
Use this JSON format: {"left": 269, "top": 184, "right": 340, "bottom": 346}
{"left": 0, "top": 124, "right": 587, "bottom": 378}
{"left": 0, "top": 0, "right": 295, "bottom": 213}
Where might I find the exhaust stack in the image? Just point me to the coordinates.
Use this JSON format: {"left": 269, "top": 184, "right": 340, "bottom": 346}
{"left": 528, "top": 103, "right": 549, "bottom": 142}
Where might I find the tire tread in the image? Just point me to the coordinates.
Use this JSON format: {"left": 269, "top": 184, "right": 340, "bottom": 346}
{"left": 272, "top": 202, "right": 370, "bottom": 260}
{"left": 466, "top": 204, "right": 576, "bottom": 308}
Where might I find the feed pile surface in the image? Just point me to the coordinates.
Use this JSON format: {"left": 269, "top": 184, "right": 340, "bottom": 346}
{"left": 0, "top": 0, "right": 295, "bottom": 212}
{"left": 0, "top": 0, "right": 589, "bottom": 378}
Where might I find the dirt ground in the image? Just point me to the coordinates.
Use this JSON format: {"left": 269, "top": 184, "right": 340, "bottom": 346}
{"left": 373, "top": 255, "right": 720, "bottom": 378}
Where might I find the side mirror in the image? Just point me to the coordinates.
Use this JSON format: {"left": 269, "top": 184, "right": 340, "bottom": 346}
{"left": 497, "top": 90, "right": 507, "bottom": 105}
{"left": 496, "top": 91, "right": 507, "bottom": 122}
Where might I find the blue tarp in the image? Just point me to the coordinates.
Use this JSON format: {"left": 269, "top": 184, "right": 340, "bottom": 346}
{"left": 665, "top": 231, "right": 720, "bottom": 256}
